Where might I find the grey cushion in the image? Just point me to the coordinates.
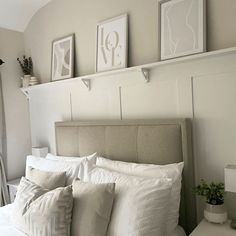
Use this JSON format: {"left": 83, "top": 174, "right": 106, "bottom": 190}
{"left": 72, "top": 179, "right": 115, "bottom": 236}
{"left": 13, "top": 177, "right": 73, "bottom": 236}
{"left": 27, "top": 167, "right": 66, "bottom": 190}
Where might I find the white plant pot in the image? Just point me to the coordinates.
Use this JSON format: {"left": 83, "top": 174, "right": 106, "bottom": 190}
{"left": 21, "top": 75, "right": 31, "bottom": 88}
{"left": 204, "top": 203, "right": 227, "bottom": 224}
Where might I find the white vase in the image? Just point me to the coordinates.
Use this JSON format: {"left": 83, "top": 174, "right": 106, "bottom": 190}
{"left": 204, "top": 203, "right": 227, "bottom": 224}
{"left": 21, "top": 75, "right": 31, "bottom": 88}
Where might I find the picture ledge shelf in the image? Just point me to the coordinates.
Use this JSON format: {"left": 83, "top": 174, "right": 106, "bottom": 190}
{"left": 21, "top": 46, "right": 236, "bottom": 99}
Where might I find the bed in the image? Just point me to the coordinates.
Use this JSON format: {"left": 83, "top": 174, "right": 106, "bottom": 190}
{"left": 0, "top": 119, "right": 197, "bottom": 235}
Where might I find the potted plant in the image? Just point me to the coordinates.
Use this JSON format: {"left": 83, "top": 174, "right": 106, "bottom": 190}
{"left": 0, "top": 59, "right": 5, "bottom": 65}
{"left": 194, "top": 179, "right": 227, "bottom": 224}
{"left": 17, "top": 56, "right": 33, "bottom": 87}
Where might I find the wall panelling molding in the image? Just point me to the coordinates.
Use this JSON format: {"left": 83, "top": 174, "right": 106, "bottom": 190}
{"left": 25, "top": 50, "right": 236, "bottom": 221}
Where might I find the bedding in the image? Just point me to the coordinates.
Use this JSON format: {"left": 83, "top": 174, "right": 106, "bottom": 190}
{"left": 72, "top": 179, "right": 115, "bottom": 236}
{"left": 0, "top": 204, "right": 26, "bottom": 236}
{"left": 84, "top": 164, "right": 172, "bottom": 236}
{"left": 27, "top": 167, "right": 66, "bottom": 189}
{"left": 96, "top": 157, "right": 184, "bottom": 236}
{"left": 12, "top": 177, "right": 73, "bottom": 236}
{"left": 46, "top": 152, "right": 97, "bottom": 162}
{"left": 45, "top": 152, "right": 97, "bottom": 180}
{"left": 0, "top": 153, "right": 186, "bottom": 236}
{"left": 0, "top": 204, "right": 187, "bottom": 236}
{"left": 26, "top": 154, "right": 96, "bottom": 184}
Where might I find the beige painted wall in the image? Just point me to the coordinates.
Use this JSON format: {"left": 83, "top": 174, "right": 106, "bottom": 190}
{"left": 24, "top": 0, "right": 236, "bottom": 83}
{"left": 0, "top": 28, "right": 31, "bottom": 180}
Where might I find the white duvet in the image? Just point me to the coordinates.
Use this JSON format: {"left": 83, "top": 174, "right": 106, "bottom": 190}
{"left": 0, "top": 204, "right": 26, "bottom": 236}
{"left": 0, "top": 204, "right": 186, "bottom": 236}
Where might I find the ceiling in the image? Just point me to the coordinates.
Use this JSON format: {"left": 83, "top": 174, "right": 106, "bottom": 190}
{"left": 0, "top": 0, "right": 52, "bottom": 32}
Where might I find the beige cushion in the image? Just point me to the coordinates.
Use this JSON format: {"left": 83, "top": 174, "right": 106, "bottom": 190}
{"left": 72, "top": 179, "right": 115, "bottom": 236}
{"left": 13, "top": 177, "right": 73, "bottom": 236}
{"left": 27, "top": 167, "right": 66, "bottom": 190}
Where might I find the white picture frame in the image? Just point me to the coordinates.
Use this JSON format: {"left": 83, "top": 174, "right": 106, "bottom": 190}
{"left": 95, "top": 14, "right": 128, "bottom": 73}
{"left": 160, "top": 0, "right": 206, "bottom": 60}
{"left": 51, "top": 34, "right": 74, "bottom": 81}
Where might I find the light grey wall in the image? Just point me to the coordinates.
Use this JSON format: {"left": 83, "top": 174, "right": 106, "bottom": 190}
{"left": 24, "top": 0, "right": 236, "bottom": 83}
{"left": 0, "top": 28, "right": 31, "bottom": 180}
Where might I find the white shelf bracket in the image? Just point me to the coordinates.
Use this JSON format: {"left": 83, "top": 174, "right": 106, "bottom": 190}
{"left": 81, "top": 79, "right": 91, "bottom": 91}
{"left": 21, "top": 89, "right": 30, "bottom": 100}
{"left": 138, "top": 68, "right": 150, "bottom": 83}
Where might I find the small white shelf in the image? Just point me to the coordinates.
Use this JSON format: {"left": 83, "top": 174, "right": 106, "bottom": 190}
{"left": 20, "top": 46, "right": 236, "bottom": 98}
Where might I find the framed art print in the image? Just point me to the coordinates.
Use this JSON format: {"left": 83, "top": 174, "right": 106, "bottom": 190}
{"left": 96, "top": 14, "right": 128, "bottom": 73}
{"left": 160, "top": 0, "right": 206, "bottom": 60}
{"left": 51, "top": 34, "right": 74, "bottom": 81}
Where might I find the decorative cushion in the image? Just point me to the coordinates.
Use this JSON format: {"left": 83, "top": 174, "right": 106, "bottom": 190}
{"left": 84, "top": 164, "right": 172, "bottom": 236}
{"left": 72, "top": 179, "right": 115, "bottom": 236}
{"left": 27, "top": 167, "right": 66, "bottom": 190}
{"left": 12, "top": 177, "right": 73, "bottom": 236}
{"left": 96, "top": 157, "right": 184, "bottom": 236}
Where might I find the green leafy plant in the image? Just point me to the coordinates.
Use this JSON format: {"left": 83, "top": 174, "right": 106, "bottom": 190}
{"left": 17, "top": 56, "right": 33, "bottom": 75}
{"left": 194, "top": 179, "right": 225, "bottom": 205}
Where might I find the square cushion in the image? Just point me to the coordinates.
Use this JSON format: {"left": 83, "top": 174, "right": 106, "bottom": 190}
{"left": 27, "top": 167, "right": 66, "bottom": 190}
{"left": 72, "top": 179, "right": 115, "bottom": 236}
{"left": 12, "top": 177, "right": 73, "bottom": 236}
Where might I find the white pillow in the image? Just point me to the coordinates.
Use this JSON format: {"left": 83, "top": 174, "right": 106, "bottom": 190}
{"left": 96, "top": 157, "right": 184, "bottom": 236}
{"left": 84, "top": 164, "right": 172, "bottom": 236}
{"left": 26, "top": 155, "right": 96, "bottom": 185}
{"left": 46, "top": 152, "right": 97, "bottom": 161}
{"left": 46, "top": 153, "right": 97, "bottom": 180}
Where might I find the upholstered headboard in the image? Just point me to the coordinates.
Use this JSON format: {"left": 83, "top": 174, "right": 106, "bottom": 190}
{"left": 55, "top": 119, "right": 196, "bottom": 234}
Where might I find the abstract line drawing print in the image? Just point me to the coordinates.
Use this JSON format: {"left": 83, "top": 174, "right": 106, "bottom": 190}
{"left": 161, "top": 0, "right": 205, "bottom": 60}
{"left": 53, "top": 40, "right": 71, "bottom": 78}
{"left": 51, "top": 34, "right": 74, "bottom": 81}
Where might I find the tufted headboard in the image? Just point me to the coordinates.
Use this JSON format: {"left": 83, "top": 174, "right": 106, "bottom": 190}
{"left": 55, "top": 119, "right": 196, "bottom": 234}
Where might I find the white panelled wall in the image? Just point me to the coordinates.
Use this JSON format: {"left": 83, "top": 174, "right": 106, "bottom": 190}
{"left": 28, "top": 52, "right": 236, "bottom": 221}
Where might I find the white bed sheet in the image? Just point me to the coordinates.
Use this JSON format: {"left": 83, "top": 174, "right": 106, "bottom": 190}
{"left": 0, "top": 204, "right": 26, "bottom": 236}
{"left": 0, "top": 204, "right": 186, "bottom": 236}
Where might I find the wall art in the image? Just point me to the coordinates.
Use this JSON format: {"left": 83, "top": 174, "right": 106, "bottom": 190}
{"left": 51, "top": 34, "right": 74, "bottom": 81}
{"left": 160, "top": 0, "right": 206, "bottom": 60}
{"left": 96, "top": 14, "right": 128, "bottom": 72}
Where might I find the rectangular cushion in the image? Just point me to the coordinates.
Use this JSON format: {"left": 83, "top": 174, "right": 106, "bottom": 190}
{"left": 72, "top": 179, "right": 115, "bottom": 236}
